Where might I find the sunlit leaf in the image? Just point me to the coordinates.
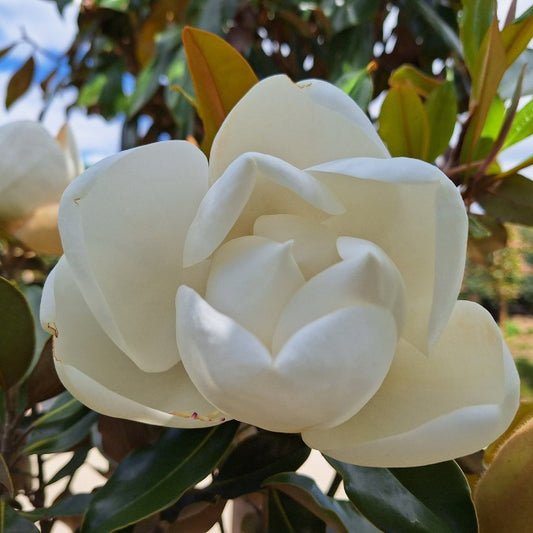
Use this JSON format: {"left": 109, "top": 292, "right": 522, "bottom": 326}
{"left": 379, "top": 86, "right": 429, "bottom": 159}
{"left": 335, "top": 69, "right": 373, "bottom": 111}
{"left": 94, "top": 0, "right": 129, "bottom": 11}
{"left": 264, "top": 472, "right": 380, "bottom": 533}
{"left": 475, "top": 417, "right": 533, "bottom": 533}
{"left": 466, "top": 16, "right": 507, "bottom": 159}
{"left": 503, "top": 98, "right": 533, "bottom": 149}
{"left": 425, "top": 81, "right": 457, "bottom": 161}
{"left": 182, "top": 26, "right": 258, "bottom": 154}
{"left": 81, "top": 422, "right": 238, "bottom": 533}
{"left": 480, "top": 97, "right": 505, "bottom": 141}
{"left": 389, "top": 65, "right": 442, "bottom": 98}
{"left": 0, "top": 277, "right": 35, "bottom": 389}
{"left": 5, "top": 56, "right": 35, "bottom": 109}
{"left": 459, "top": 0, "right": 495, "bottom": 73}
{"left": 328, "top": 458, "right": 477, "bottom": 533}
{"left": 501, "top": 11, "right": 533, "bottom": 67}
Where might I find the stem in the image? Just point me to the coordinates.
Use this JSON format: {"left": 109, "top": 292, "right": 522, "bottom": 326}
{"left": 327, "top": 472, "right": 342, "bottom": 498}
{"left": 218, "top": 516, "right": 226, "bottom": 533}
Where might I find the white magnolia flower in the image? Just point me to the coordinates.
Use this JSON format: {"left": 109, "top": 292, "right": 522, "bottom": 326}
{"left": 0, "top": 121, "right": 82, "bottom": 254}
{"left": 40, "top": 75, "right": 519, "bottom": 467}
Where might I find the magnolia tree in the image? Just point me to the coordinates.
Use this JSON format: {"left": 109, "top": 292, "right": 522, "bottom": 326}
{"left": 1, "top": 1, "right": 533, "bottom": 532}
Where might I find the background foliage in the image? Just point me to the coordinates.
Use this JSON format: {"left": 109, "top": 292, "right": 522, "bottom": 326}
{"left": 1, "top": 0, "right": 533, "bottom": 531}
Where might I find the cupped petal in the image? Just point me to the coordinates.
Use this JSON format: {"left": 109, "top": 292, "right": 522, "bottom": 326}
{"left": 0, "top": 121, "right": 70, "bottom": 221}
{"left": 272, "top": 238, "right": 406, "bottom": 355}
{"left": 253, "top": 214, "right": 340, "bottom": 279}
{"left": 58, "top": 140, "right": 209, "bottom": 372}
{"left": 310, "top": 157, "right": 467, "bottom": 353}
{"left": 41, "top": 257, "right": 222, "bottom": 428}
{"left": 176, "top": 285, "right": 397, "bottom": 433}
{"left": 302, "top": 301, "right": 520, "bottom": 467}
{"left": 205, "top": 236, "right": 304, "bottom": 348}
{"left": 209, "top": 75, "right": 389, "bottom": 183}
{"left": 183, "top": 152, "right": 344, "bottom": 267}
{"left": 56, "top": 123, "right": 84, "bottom": 180}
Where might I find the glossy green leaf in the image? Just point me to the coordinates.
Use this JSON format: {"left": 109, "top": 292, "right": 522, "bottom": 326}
{"left": 20, "top": 494, "right": 92, "bottom": 520}
{"left": 389, "top": 65, "right": 441, "bottom": 98}
{"left": 209, "top": 432, "right": 310, "bottom": 498}
{"left": 5, "top": 56, "right": 35, "bottom": 109}
{"left": 81, "top": 421, "right": 238, "bottom": 533}
{"left": 327, "top": 458, "right": 477, "bottom": 533}
{"left": 459, "top": 0, "right": 495, "bottom": 72}
{"left": 481, "top": 97, "right": 505, "bottom": 141}
{"left": 335, "top": 69, "right": 373, "bottom": 111}
{"left": 94, "top": 0, "right": 129, "bottom": 10}
{"left": 268, "top": 489, "right": 325, "bottom": 533}
{"left": 0, "top": 500, "right": 39, "bottom": 532}
{"left": 425, "top": 81, "right": 457, "bottom": 161}
{"left": 501, "top": 11, "right": 533, "bottom": 67}
{"left": 503, "top": 98, "right": 533, "bottom": 149}
{"left": 478, "top": 174, "right": 533, "bottom": 226}
{"left": 264, "top": 473, "right": 380, "bottom": 533}
{"left": 182, "top": 26, "right": 258, "bottom": 154}
{"left": 379, "top": 86, "right": 429, "bottom": 159}
{"left": 0, "top": 277, "right": 35, "bottom": 390}
{"left": 500, "top": 48, "right": 533, "bottom": 98}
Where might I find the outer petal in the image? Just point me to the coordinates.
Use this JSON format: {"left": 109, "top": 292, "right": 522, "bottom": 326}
{"left": 272, "top": 238, "right": 406, "bottom": 354}
{"left": 0, "top": 121, "right": 70, "bottom": 221}
{"left": 253, "top": 214, "right": 340, "bottom": 279}
{"left": 183, "top": 152, "right": 344, "bottom": 267}
{"left": 58, "top": 141, "right": 209, "bottom": 372}
{"left": 205, "top": 236, "right": 304, "bottom": 348}
{"left": 209, "top": 75, "right": 389, "bottom": 183}
{"left": 310, "top": 157, "right": 467, "bottom": 353}
{"left": 41, "top": 257, "right": 222, "bottom": 428}
{"left": 176, "top": 286, "right": 397, "bottom": 433}
{"left": 302, "top": 301, "right": 520, "bottom": 467}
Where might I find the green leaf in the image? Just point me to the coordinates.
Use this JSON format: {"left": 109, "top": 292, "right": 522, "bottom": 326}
{"left": 268, "top": 489, "right": 325, "bottom": 533}
{"left": 389, "top": 65, "right": 442, "bottom": 98}
{"left": 182, "top": 26, "right": 258, "bottom": 154}
{"left": 264, "top": 473, "right": 380, "bottom": 533}
{"left": 481, "top": 97, "right": 505, "bottom": 141}
{"left": 410, "top": 0, "right": 463, "bottom": 57}
{"left": 0, "top": 277, "right": 35, "bottom": 389}
{"left": 501, "top": 11, "right": 533, "bottom": 67}
{"left": 94, "top": 0, "right": 129, "bottom": 11}
{"left": 81, "top": 422, "right": 239, "bottom": 533}
{"left": 19, "top": 285, "right": 48, "bottom": 374}
{"left": 425, "top": 81, "right": 457, "bottom": 161}
{"left": 23, "top": 393, "right": 97, "bottom": 454}
{"left": 478, "top": 174, "right": 533, "bottom": 226}
{"left": 5, "top": 56, "right": 35, "bottom": 109}
{"left": 327, "top": 458, "right": 477, "bottom": 533}
{"left": 500, "top": 48, "right": 533, "bottom": 98}
{"left": 459, "top": 0, "right": 495, "bottom": 73}
{"left": 335, "top": 70, "right": 373, "bottom": 111}
{"left": 20, "top": 493, "right": 92, "bottom": 520}
{"left": 128, "top": 26, "right": 181, "bottom": 118}
{"left": 503, "top": 98, "right": 533, "bottom": 149}
{"left": 208, "top": 432, "right": 310, "bottom": 499}
{"left": 379, "top": 86, "right": 430, "bottom": 159}
{"left": 0, "top": 500, "right": 39, "bottom": 532}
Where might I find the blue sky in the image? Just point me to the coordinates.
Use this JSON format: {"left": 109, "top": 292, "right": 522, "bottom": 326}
{"left": 0, "top": 0, "right": 531, "bottom": 172}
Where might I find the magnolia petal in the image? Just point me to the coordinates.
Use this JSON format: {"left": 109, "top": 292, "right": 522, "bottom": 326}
{"left": 272, "top": 238, "right": 406, "bottom": 355}
{"left": 206, "top": 236, "right": 304, "bottom": 348}
{"left": 56, "top": 123, "right": 84, "bottom": 180}
{"left": 59, "top": 141, "right": 208, "bottom": 372}
{"left": 12, "top": 203, "right": 62, "bottom": 255}
{"left": 183, "top": 152, "right": 344, "bottom": 267}
{"left": 209, "top": 75, "right": 389, "bottom": 183}
{"left": 0, "top": 121, "right": 69, "bottom": 221}
{"left": 302, "top": 301, "right": 520, "bottom": 467}
{"left": 310, "top": 157, "right": 467, "bottom": 353}
{"left": 42, "top": 257, "right": 221, "bottom": 428}
{"left": 253, "top": 214, "right": 340, "bottom": 279}
{"left": 177, "top": 285, "right": 397, "bottom": 433}
{"left": 296, "top": 78, "right": 389, "bottom": 156}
